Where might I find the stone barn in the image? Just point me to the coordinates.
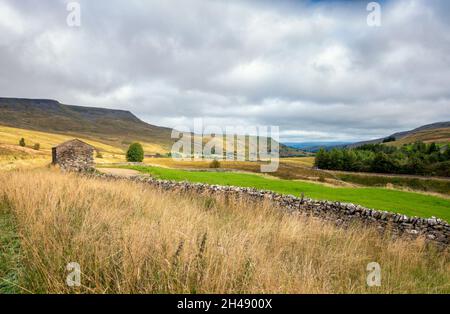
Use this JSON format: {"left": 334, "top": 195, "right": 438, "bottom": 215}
{"left": 52, "top": 139, "right": 94, "bottom": 172}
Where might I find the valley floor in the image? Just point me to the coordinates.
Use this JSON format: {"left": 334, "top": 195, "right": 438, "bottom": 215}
{"left": 117, "top": 165, "right": 450, "bottom": 223}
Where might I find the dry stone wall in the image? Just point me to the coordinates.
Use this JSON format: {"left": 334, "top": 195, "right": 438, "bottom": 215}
{"left": 94, "top": 173, "right": 450, "bottom": 247}
{"left": 56, "top": 150, "right": 94, "bottom": 172}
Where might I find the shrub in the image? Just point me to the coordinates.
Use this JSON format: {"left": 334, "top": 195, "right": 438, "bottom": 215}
{"left": 96, "top": 150, "right": 103, "bottom": 158}
{"left": 209, "top": 159, "right": 220, "bottom": 168}
{"left": 126, "top": 142, "right": 144, "bottom": 162}
{"left": 33, "top": 143, "right": 40, "bottom": 150}
{"left": 19, "top": 138, "right": 25, "bottom": 147}
{"left": 428, "top": 161, "right": 450, "bottom": 177}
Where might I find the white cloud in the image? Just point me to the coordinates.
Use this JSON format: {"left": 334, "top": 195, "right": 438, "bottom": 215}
{"left": 0, "top": 2, "right": 26, "bottom": 35}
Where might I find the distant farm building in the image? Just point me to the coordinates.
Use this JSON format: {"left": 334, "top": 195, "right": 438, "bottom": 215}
{"left": 52, "top": 139, "right": 94, "bottom": 171}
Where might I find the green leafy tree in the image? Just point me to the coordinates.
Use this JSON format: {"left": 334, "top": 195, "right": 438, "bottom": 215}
{"left": 428, "top": 161, "right": 450, "bottom": 177}
{"left": 329, "top": 149, "right": 344, "bottom": 170}
{"left": 315, "top": 149, "right": 330, "bottom": 169}
{"left": 444, "top": 145, "right": 450, "bottom": 161}
{"left": 126, "top": 142, "right": 144, "bottom": 162}
{"left": 406, "top": 154, "right": 426, "bottom": 175}
{"left": 342, "top": 150, "right": 357, "bottom": 171}
{"left": 19, "top": 138, "right": 26, "bottom": 147}
{"left": 412, "top": 141, "right": 427, "bottom": 153}
{"left": 314, "top": 140, "right": 444, "bottom": 176}
{"left": 371, "top": 152, "right": 397, "bottom": 173}
{"left": 427, "top": 142, "right": 439, "bottom": 154}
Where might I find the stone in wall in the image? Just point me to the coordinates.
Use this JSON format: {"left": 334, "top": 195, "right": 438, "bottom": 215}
{"left": 52, "top": 139, "right": 94, "bottom": 172}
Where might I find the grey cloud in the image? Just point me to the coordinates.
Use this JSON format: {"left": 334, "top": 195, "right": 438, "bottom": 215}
{"left": 0, "top": 0, "right": 449, "bottom": 141}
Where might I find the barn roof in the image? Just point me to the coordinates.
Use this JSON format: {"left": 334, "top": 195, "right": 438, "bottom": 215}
{"left": 53, "top": 139, "right": 95, "bottom": 149}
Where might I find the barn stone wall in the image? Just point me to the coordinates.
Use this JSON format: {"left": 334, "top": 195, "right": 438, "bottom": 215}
{"left": 53, "top": 141, "right": 94, "bottom": 172}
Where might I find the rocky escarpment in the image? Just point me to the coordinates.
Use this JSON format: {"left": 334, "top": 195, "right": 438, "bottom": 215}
{"left": 94, "top": 173, "right": 450, "bottom": 246}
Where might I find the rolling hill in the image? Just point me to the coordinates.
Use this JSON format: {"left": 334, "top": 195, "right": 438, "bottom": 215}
{"left": 0, "top": 97, "right": 174, "bottom": 153}
{"left": 389, "top": 127, "right": 450, "bottom": 147}
{"left": 0, "top": 97, "right": 302, "bottom": 156}
{"left": 348, "top": 122, "right": 450, "bottom": 148}
{"left": 284, "top": 141, "right": 351, "bottom": 152}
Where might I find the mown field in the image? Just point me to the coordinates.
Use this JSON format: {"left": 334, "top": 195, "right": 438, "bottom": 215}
{"left": 0, "top": 169, "right": 448, "bottom": 293}
{"left": 122, "top": 165, "right": 450, "bottom": 222}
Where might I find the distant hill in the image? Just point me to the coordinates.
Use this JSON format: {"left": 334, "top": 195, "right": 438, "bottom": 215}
{"left": 348, "top": 122, "right": 450, "bottom": 148}
{"left": 0, "top": 97, "right": 174, "bottom": 153}
{"left": 0, "top": 97, "right": 301, "bottom": 156}
{"left": 284, "top": 141, "right": 351, "bottom": 152}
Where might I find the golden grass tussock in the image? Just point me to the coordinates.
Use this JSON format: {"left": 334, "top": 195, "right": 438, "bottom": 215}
{"left": 0, "top": 144, "right": 50, "bottom": 171}
{"left": 0, "top": 169, "right": 448, "bottom": 293}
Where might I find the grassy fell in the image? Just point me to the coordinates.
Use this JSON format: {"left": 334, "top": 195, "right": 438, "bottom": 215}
{"left": 388, "top": 127, "right": 450, "bottom": 146}
{"left": 0, "top": 169, "right": 449, "bottom": 293}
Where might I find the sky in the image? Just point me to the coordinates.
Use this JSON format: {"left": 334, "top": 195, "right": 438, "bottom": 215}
{"left": 0, "top": 0, "right": 449, "bottom": 142}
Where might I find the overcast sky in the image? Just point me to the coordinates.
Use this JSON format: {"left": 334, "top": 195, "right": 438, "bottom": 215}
{"left": 1, "top": 0, "right": 449, "bottom": 142}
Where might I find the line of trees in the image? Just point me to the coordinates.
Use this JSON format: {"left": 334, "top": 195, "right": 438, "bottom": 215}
{"left": 315, "top": 142, "right": 450, "bottom": 176}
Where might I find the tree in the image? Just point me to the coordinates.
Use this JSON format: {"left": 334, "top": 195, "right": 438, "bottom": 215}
{"left": 33, "top": 143, "right": 40, "bottom": 150}
{"left": 342, "top": 150, "right": 357, "bottom": 171}
{"left": 126, "top": 142, "right": 144, "bottom": 162}
{"left": 19, "top": 138, "right": 26, "bottom": 147}
{"left": 444, "top": 145, "right": 450, "bottom": 161}
{"left": 314, "top": 149, "right": 330, "bottom": 169}
{"left": 209, "top": 159, "right": 220, "bottom": 168}
{"left": 371, "top": 152, "right": 396, "bottom": 173}
{"left": 427, "top": 142, "right": 439, "bottom": 154}
{"left": 406, "top": 154, "right": 425, "bottom": 175}
{"left": 311, "top": 140, "right": 445, "bottom": 175}
{"left": 382, "top": 136, "right": 395, "bottom": 143}
{"left": 412, "top": 141, "right": 427, "bottom": 153}
{"left": 329, "top": 149, "right": 344, "bottom": 170}
{"left": 429, "top": 161, "right": 450, "bottom": 177}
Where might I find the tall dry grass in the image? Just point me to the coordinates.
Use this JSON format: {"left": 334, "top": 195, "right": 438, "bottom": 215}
{"left": 0, "top": 169, "right": 448, "bottom": 293}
